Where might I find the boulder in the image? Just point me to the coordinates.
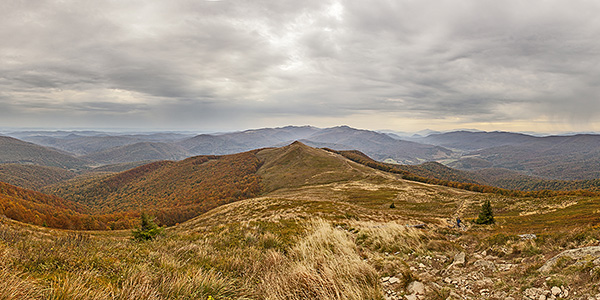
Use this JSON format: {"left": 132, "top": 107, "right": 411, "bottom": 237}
{"left": 538, "top": 246, "right": 600, "bottom": 273}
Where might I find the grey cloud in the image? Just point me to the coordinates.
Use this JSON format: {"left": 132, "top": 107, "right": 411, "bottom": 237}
{"left": 1, "top": 0, "right": 600, "bottom": 131}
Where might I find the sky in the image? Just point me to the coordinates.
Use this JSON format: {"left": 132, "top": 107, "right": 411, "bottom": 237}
{"left": 1, "top": 0, "right": 600, "bottom": 133}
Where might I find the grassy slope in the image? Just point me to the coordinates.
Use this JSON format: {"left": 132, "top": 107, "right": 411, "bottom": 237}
{"left": 0, "top": 143, "right": 599, "bottom": 298}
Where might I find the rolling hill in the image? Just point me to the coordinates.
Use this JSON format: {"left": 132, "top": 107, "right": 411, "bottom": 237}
{"left": 0, "top": 164, "right": 76, "bottom": 191}
{"left": 458, "top": 134, "right": 600, "bottom": 180}
{"left": 15, "top": 132, "right": 194, "bottom": 156}
{"left": 0, "top": 136, "right": 89, "bottom": 170}
{"left": 0, "top": 181, "right": 107, "bottom": 229}
{"left": 177, "top": 125, "right": 320, "bottom": 155}
{"left": 46, "top": 151, "right": 263, "bottom": 225}
{"left": 80, "top": 142, "right": 191, "bottom": 164}
{"left": 179, "top": 125, "right": 453, "bottom": 164}
{"left": 414, "top": 130, "right": 536, "bottom": 151}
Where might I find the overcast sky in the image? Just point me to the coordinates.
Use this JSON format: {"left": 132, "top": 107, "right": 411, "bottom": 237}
{"left": 2, "top": 0, "right": 600, "bottom": 133}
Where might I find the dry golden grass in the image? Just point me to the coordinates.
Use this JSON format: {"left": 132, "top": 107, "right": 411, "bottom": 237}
{"left": 258, "top": 220, "right": 381, "bottom": 300}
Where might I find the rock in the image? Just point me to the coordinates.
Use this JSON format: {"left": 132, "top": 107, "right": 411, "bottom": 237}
{"left": 538, "top": 295, "right": 546, "bottom": 300}
{"left": 388, "top": 277, "right": 400, "bottom": 284}
{"left": 404, "top": 295, "right": 417, "bottom": 300}
{"left": 450, "top": 252, "right": 466, "bottom": 268}
{"left": 382, "top": 276, "right": 390, "bottom": 282}
{"left": 519, "top": 233, "right": 537, "bottom": 240}
{"left": 525, "top": 287, "right": 546, "bottom": 299}
{"left": 539, "top": 246, "right": 600, "bottom": 273}
{"left": 407, "top": 281, "right": 425, "bottom": 295}
{"left": 551, "top": 286, "right": 561, "bottom": 296}
{"left": 474, "top": 259, "right": 496, "bottom": 271}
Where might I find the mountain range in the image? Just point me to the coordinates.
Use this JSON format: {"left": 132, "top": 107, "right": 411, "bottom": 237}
{"left": 4, "top": 125, "right": 600, "bottom": 193}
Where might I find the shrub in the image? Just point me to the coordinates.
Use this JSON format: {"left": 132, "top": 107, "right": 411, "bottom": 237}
{"left": 132, "top": 213, "right": 163, "bottom": 241}
{"left": 474, "top": 200, "right": 495, "bottom": 225}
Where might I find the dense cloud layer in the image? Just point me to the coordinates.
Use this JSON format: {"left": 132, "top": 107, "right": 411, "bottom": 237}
{"left": 1, "top": 0, "right": 599, "bottom": 132}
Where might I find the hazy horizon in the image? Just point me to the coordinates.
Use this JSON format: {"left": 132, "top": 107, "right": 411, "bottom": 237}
{"left": 1, "top": 124, "right": 598, "bottom": 138}
{"left": 2, "top": 1, "right": 600, "bottom": 133}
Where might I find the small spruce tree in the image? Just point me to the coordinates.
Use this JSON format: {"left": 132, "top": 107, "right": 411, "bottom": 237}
{"left": 132, "top": 213, "right": 163, "bottom": 241}
{"left": 390, "top": 202, "right": 396, "bottom": 208}
{"left": 474, "top": 200, "right": 495, "bottom": 225}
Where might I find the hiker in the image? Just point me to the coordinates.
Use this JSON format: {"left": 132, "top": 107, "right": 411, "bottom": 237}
{"left": 456, "top": 217, "right": 462, "bottom": 228}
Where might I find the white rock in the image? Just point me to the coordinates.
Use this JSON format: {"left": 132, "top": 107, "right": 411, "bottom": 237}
{"left": 404, "top": 295, "right": 417, "bottom": 300}
{"left": 450, "top": 252, "right": 466, "bottom": 268}
{"left": 388, "top": 277, "right": 400, "bottom": 284}
{"left": 538, "top": 295, "right": 546, "bottom": 300}
{"left": 539, "top": 246, "right": 600, "bottom": 273}
{"left": 474, "top": 259, "right": 496, "bottom": 271}
{"left": 407, "top": 281, "right": 425, "bottom": 295}
{"left": 551, "top": 286, "right": 561, "bottom": 296}
{"left": 382, "top": 276, "right": 390, "bottom": 282}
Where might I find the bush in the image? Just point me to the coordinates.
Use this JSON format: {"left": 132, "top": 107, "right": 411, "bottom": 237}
{"left": 132, "top": 213, "right": 163, "bottom": 241}
{"left": 474, "top": 200, "right": 495, "bottom": 225}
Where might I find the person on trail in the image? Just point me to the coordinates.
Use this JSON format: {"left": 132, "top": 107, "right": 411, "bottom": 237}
{"left": 456, "top": 217, "right": 462, "bottom": 228}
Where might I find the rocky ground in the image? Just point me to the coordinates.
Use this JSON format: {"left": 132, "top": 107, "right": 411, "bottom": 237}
{"left": 379, "top": 237, "right": 600, "bottom": 300}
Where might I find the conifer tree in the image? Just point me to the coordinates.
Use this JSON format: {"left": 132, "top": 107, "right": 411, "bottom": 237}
{"left": 474, "top": 200, "right": 495, "bottom": 225}
{"left": 132, "top": 213, "right": 163, "bottom": 241}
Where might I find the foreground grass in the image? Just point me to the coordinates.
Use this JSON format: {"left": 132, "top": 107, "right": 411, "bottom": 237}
{"left": 1, "top": 175, "right": 600, "bottom": 299}
{"left": 0, "top": 216, "right": 387, "bottom": 300}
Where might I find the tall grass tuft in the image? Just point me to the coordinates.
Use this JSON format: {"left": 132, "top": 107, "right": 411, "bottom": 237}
{"left": 0, "top": 269, "right": 45, "bottom": 300}
{"left": 259, "top": 220, "right": 381, "bottom": 300}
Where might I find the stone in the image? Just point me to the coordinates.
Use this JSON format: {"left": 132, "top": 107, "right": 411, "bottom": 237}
{"left": 538, "top": 295, "right": 546, "bottom": 300}
{"left": 404, "top": 295, "right": 417, "bottom": 300}
{"left": 519, "top": 233, "right": 537, "bottom": 240}
{"left": 539, "top": 246, "right": 600, "bottom": 273}
{"left": 450, "top": 252, "right": 466, "bottom": 268}
{"left": 551, "top": 286, "right": 561, "bottom": 296}
{"left": 388, "top": 277, "right": 400, "bottom": 284}
{"left": 382, "top": 276, "right": 390, "bottom": 282}
{"left": 407, "top": 281, "right": 425, "bottom": 295}
{"left": 474, "top": 259, "right": 496, "bottom": 271}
